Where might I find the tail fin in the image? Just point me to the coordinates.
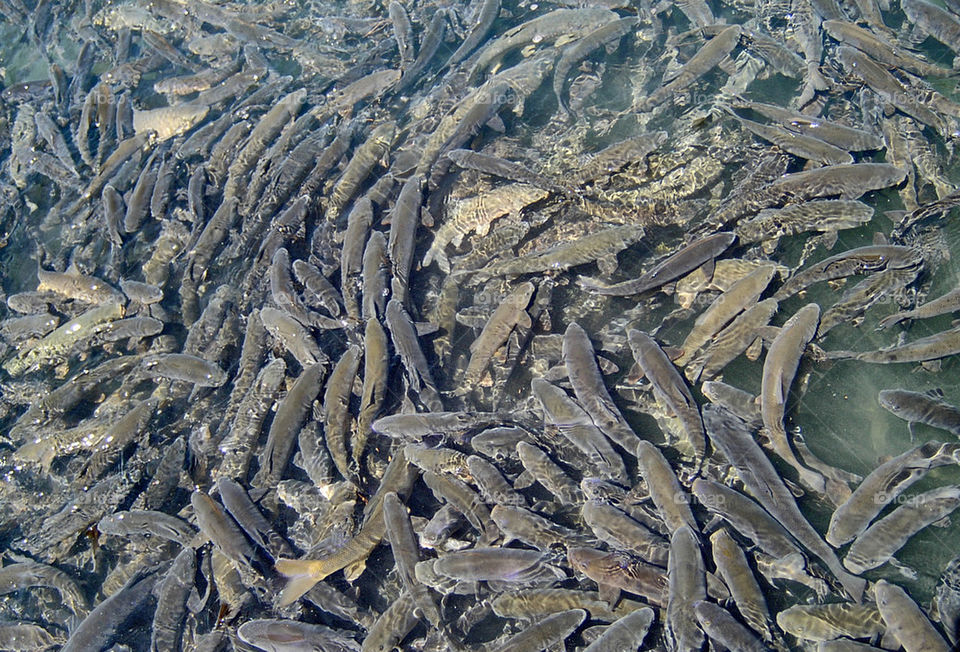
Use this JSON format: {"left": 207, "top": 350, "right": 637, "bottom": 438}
{"left": 275, "top": 558, "right": 320, "bottom": 606}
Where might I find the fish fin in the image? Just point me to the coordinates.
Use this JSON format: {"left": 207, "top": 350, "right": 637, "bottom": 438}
{"left": 625, "top": 362, "right": 646, "bottom": 384}
{"left": 598, "top": 582, "right": 620, "bottom": 607}
{"left": 662, "top": 345, "right": 684, "bottom": 361}
{"left": 514, "top": 469, "right": 535, "bottom": 489}
{"left": 872, "top": 231, "right": 888, "bottom": 245}
{"left": 420, "top": 208, "right": 434, "bottom": 228}
{"left": 880, "top": 629, "right": 901, "bottom": 650}
{"left": 516, "top": 310, "right": 532, "bottom": 329}
{"left": 486, "top": 114, "right": 505, "bottom": 132}
{"left": 761, "top": 237, "right": 780, "bottom": 255}
{"left": 890, "top": 558, "right": 919, "bottom": 580}
{"left": 822, "top": 230, "right": 838, "bottom": 250}
{"left": 597, "top": 254, "right": 619, "bottom": 276}
{"left": 745, "top": 336, "right": 764, "bottom": 361}
{"left": 717, "top": 54, "right": 738, "bottom": 77}
{"left": 921, "top": 359, "right": 942, "bottom": 373}
{"left": 343, "top": 558, "right": 366, "bottom": 582}
{"left": 755, "top": 325, "right": 780, "bottom": 344}
{"left": 783, "top": 476, "right": 804, "bottom": 498}
{"left": 415, "top": 321, "right": 439, "bottom": 336}
{"left": 699, "top": 257, "right": 717, "bottom": 282}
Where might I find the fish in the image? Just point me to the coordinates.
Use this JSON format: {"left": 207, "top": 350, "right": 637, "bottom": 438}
{"left": 325, "top": 122, "right": 395, "bottom": 223}
{"left": 3, "top": 301, "right": 125, "bottom": 376}
{"left": 879, "top": 389, "right": 960, "bottom": 437}
{"left": 836, "top": 46, "right": 946, "bottom": 134}
{"left": 554, "top": 17, "right": 639, "bottom": 116}
{"left": 382, "top": 492, "right": 442, "bottom": 627}
{"left": 724, "top": 108, "right": 854, "bottom": 165}
{"left": 446, "top": 149, "right": 569, "bottom": 195}
{"left": 829, "top": 325, "right": 960, "bottom": 364}
{"left": 469, "top": 225, "right": 644, "bottom": 281}
{"left": 732, "top": 100, "right": 884, "bottom": 151}
{"left": 675, "top": 263, "right": 775, "bottom": 367}
{"left": 568, "top": 546, "right": 668, "bottom": 606}
{"left": 516, "top": 441, "right": 583, "bottom": 505}
{"left": 776, "top": 603, "right": 885, "bottom": 642}
{"left": 423, "top": 183, "right": 546, "bottom": 273}
{"left": 276, "top": 448, "right": 418, "bottom": 605}
{"left": 694, "top": 601, "right": 767, "bottom": 652}
{"left": 582, "top": 608, "right": 655, "bottom": 651}
{"left": 238, "top": 619, "right": 360, "bottom": 652}
{"left": 878, "top": 286, "right": 960, "bottom": 329}
{"left": 490, "top": 588, "right": 647, "bottom": 622}
{"left": 735, "top": 200, "right": 873, "bottom": 250}
{"left": 396, "top": 10, "right": 447, "bottom": 92}
{"left": 563, "top": 322, "right": 641, "bottom": 453}
{"left": 636, "top": 25, "right": 742, "bottom": 112}
{"left": 777, "top": 244, "right": 923, "bottom": 301}
{"left": 582, "top": 500, "right": 669, "bottom": 565}
{"left": 875, "top": 579, "right": 951, "bottom": 652}
{"left": 824, "top": 19, "right": 954, "bottom": 77}
{"left": 933, "top": 555, "right": 960, "bottom": 645}
{"left": 844, "top": 485, "right": 960, "bottom": 574}
{"left": 687, "top": 298, "right": 779, "bottom": 383}
{"left": 461, "top": 282, "right": 535, "bottom": 389}
{"left": 819, "top": 265, "right": 921, "bottom": 337}
{"left": 150, "top": 547, "right": 196, "bottom": 652}
{"left": 628, "top": 330, "right": 706, "bottom": 466}
{"left": 252, "top": 362, "right": 325, "bottom": 492}
{"left": 323, "top": 345, "right": 362, "bottom": 481}
{"left": 423, "top": 469, "right": 500, "bottom": 544}
{"left": 361, "top": 593, "right": 418, "bottom": 652}
{"left": 469, "top": 8, "right": 618, "bottom": 79}
{"left": 759, "top": 303, "right": 829, "bottom": 495}
{"left": 902, "top": 0, "right": 960, "bottom": 58}
{"left": 704, "top": 405, "right": 866, "bottom": 602}
{"left": 636, "top": 440, "right": 698, "bottom": 534}
{"left": 533, "top": 377, "right": 628, "bottom": 483}
{"left": 711, "top": 163, "right": 906, "bottom": 228}
{"left": 492, "top": 609, "right": 585, "bottom": 652}
{"left": 827, "top": 441, "right": 960, "bottom": 546}
{"left": 355, "top": 318, "right": 389, "bottom": 469}
{"left": 0, "top": 561, "right": 88, "bottom": 617}
{"left": 574, "top": 132, "right": 667, "bottom": 185}
{"left": 710, "top": 528, "right": 773, "bottom": 642}
{"left": 580, "top": 232, "right": 736, "bottom": 296}
{"left": 61, "top": 567, "right": 161, "bottom": 652}
{"left": 664, "top": 525, "right": 706, "bottom": 652}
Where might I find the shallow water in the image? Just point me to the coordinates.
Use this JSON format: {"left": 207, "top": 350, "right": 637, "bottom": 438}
{"left": 2, "top": 0, "right": 960, "bottom": 650}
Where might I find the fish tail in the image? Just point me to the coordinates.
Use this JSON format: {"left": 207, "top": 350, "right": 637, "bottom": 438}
{"left": 275, "top": 559, "right": 322, "bottom": 606}
{"left": 876, "top": 312, "right": 905, "bottom": 330}
{"left": 577, "top": 275, "right": 609, "bottom": 293}
{"left": 826, "top": 349, "right": 855, "bottom": 360}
